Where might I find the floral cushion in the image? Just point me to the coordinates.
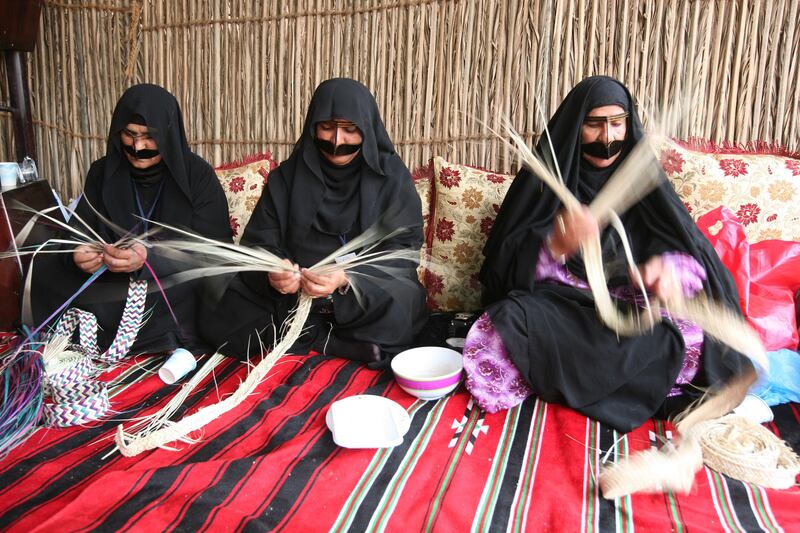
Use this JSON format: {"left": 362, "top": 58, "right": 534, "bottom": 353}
{"left": 411, "top": 159, "right": 434, "bottom": 242}
{"left": 662, "top": 142, "right": 800, "bottom": 243}
{"left": 424, "top": 157, "right": 513, "bottom": 311}
{"left": 411, "top": 160, "right": 435, "bottom": 286}
{"left": 215, "top": 153, "right": 278, "bottom": 243}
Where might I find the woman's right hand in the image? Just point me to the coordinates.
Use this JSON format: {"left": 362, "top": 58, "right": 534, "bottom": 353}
{"left": 547, "top": 205, "right": 599, "bottom": 258}
{"left": 268, "top": 258, "right": 301, "bottom": 295}
{"left": 73, "top": 244, "right": 103, "bottom": 273}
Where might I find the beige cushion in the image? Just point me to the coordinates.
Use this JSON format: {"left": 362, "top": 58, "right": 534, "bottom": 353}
{"left": 215, "top": 153, "right": 277, "bottom": 243}
{"left": 424, "top": 156, "right": 513, "bottom": 311}
{"left": 663, "top": 141, "right": 800, "bottom": 242}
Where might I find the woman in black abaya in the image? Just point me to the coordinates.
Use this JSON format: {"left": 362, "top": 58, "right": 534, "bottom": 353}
{"left": 464, "top": 76, "right": 751, "bottom": 432}
{"left": 29, "top": 84, "right": 231, "bottom": 354}
{"left": 201, "top": 78, "right": 427, "bottom": 365}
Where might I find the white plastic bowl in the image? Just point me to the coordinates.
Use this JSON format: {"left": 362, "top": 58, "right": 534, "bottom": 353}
{"left": 391, "top": 346, "right": 463, "bottom": 400}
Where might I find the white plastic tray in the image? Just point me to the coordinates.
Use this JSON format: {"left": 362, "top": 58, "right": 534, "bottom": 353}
{"left": 326, "top": 395, "right": 411, "bottom": 449}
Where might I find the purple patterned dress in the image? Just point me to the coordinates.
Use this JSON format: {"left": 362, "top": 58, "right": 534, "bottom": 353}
{"left": 463, "top": 249, "right": 707, "bottom": 413}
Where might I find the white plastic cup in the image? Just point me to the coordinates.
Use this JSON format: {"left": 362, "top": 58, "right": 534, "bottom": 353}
{"left": 159, "top": 348, "right": 197, "bottom": 384}
{"left": 0, "top": 162, "right": 21, "bottom": 189}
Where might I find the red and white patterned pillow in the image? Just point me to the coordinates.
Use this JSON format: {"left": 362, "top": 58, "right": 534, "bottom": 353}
{"left": 423, "top": 157, "right": 514, "bottom": 311}
{"left": 662, "top": 141, "right": 800, "bottom": 243}
{"left": 215, "top": 153, "right": 278, "bottom": 243}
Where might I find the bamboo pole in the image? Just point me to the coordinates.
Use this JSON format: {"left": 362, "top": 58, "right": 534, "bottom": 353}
{"left": 674, "top": 0, "right": 688, "bottom": 137}
{"left": 789, "top": 20, "right": 800, "bottom": 146}
{"left": 776, "top": 0, "right": 797, "bottom": 145}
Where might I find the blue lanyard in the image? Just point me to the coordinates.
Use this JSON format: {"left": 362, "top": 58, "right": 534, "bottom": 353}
{"left": 132, "top": 179, "right": 165, "bottom": 236}
{"left": 339, "top": 233, "right": 348, "bottom": 246}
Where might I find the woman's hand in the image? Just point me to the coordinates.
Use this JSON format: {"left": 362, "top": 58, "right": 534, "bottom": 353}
{"left": 547, "top": 205, "right": 599, "bottom": 258}
{"left": 268, "top": 258, "right": 301, "bottom": 295}
{"left": 103, "top": 243, "right": 147, "bottom": 273}
{"left": 637, "top": 255, "right": 681, "bottom": 302}
{"left": 73, "top": 244, "right": 103, "bottom": 273}
{"left": 300, "top": 268, "right": 348, "bottom": 298}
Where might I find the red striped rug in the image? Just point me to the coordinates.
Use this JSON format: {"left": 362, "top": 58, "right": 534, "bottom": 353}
{"left": 1, "top": 354, "right": 798, "bottom": 531}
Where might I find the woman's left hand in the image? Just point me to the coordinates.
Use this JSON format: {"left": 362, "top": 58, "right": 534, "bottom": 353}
{"left": 103, "top": 243, "right": 147, "bottom": 273}
{"left": 636, "top": 255, "right": 681, "bottom": 302}
{"left": 300, "top": 268, "right": 348, "bottom": 298}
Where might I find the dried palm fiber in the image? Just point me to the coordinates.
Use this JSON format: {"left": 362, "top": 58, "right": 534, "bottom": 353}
{"left": 8, "top": 195, "right": 160, "bottom": 254}
{"left": 140, "top": 210, "right": 422, "bottom": 309}
{"left": 0, "top": 335, "right": 44, "bottom": 459}
{"left": 695, "top": 415, "right": 800, "bottom": 489}
{"left": 600, "top": 376, "right": 800, "bottom": 498}
{"left": 2, "top": 199, "right": 155, "bottom": 328}
{"left": 598, "top": 368, "right": 758, "bottom": 499}
{"left": 112, "top": 215, "right": 422, "bottom": 456}
{"left": 114, "top": 298, "right": 310, "bottom": 457}
{"left": 102, "top": 351, "right": 227, "bottom": 458}
{"left": 596, "top": 429, "right": 706, "bottom": 497}
{"left": 0, "top": 195, "right": 24, "bottom": 281}
{"left": 18, "top": 193, "right": 188, "bottom": 344}
{"left": 498, "top": 123, "right": 787, "bottom": 496}
{"left": 40, "top": 335, "right": 88, "bottom": 380}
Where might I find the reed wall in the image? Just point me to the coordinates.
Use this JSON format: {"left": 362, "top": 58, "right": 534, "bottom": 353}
{"left": 1, "top": 0, "right": 798, "bottom": 199}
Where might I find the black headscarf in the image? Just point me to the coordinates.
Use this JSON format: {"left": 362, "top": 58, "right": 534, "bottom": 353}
{"left": 243, "top": 78, "right": 422, "bottom": 260}
{"left": 480, "top": 76, "right": 742, "bottom": 315}
{"left": 99, "top": 83, "right": 195, "bottom": 238}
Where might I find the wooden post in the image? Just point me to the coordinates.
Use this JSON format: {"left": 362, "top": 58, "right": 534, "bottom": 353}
{"left": 3, "top": 50, "right": 36, "bottom": 162}
{"left": 0, "top": 0, "right": 43, "bottom": 162}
